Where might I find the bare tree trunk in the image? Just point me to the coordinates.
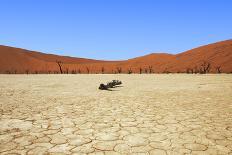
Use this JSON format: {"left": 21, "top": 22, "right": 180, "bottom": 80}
{"left": 56, "top": 60, "right": 63, "bottom": 74}
{"left": 116, "top": 67, "right": 122, "bottom": 74}
{"left": 128, "top": 68, "right": 132, "bottom": 74}
{"left": 66, "top": 68, "right": 69, "bottom": 74}
{"left": 139, "top": 68, "right": 142, "bottom": 74}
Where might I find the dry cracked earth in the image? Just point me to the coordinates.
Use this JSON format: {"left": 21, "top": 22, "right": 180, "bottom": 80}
{"left": 0, "top": 74, "right": 232, "bottom": 155}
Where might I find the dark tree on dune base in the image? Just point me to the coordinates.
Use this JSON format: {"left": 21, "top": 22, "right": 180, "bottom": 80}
{"left": 71, "top": 70, "right": 76, "bottom": 74}
{"left": 101, "top": 67, "right": 105, "bottom": 74}
{"left": 139, "top": 68, "right": 142, "bottom": 74}
{"left": 5, "top": 70, "right": 11, "bottom": 74}
{"left": 56, "top": 60, "right": 63, "bottom": 74}
{"left": 144, "top": 68, "right": 148, "bottom": 74}
{"left": 128, "top": 68, "right": 132, "bottom": 74}
{"left": 200, "top": 61, "right": 211, "bottom": 74}
{"left": 190, "top": 68, "right": 194, "bottom": 74}
{"left": 66, "top": 68, "right": 69, "bottom": 74}
{"left": 194, "top": 66, "right": 199, "bottom": 74}
{"left": 86, "top": 67, "right": 90, "bottom": 74}
{"left": 116, "top": 67, "right": 122, "bottom": 74}
{"left": 25, "top": 69, "right": 29, "bottom": 74}
{"left": 215, "top": 66, "right": 222, "bottom": 74}
{"left": 186, "top": 68, "right": 193, "bottom": 74}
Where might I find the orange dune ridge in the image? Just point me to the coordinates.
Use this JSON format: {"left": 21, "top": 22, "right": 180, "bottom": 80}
{"left": 0, "top": 40, "right": 232, "bottom": 74}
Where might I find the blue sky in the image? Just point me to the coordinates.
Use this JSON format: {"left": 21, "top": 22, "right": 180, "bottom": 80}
{"left": 0, "top": 0, "right": 231, "bottom": 60}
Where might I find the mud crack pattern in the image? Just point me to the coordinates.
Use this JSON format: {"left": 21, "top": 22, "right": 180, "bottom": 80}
{"left": 0, "top": 74, "right": 232, "bottom": 155}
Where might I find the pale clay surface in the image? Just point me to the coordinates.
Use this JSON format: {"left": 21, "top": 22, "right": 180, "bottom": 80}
{"left": 0, "top": 74, "right": 232, "bottom": 155}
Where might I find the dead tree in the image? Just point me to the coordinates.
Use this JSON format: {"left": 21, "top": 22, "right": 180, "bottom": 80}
{"left": 139, "top": 68, "right": 142, "bottom": 74}
{"left": 5, "top": 70, "right": 11, "bottom": 74}
{"left": 66, "top": 68, "right": 69, "bottom": 74}
{"left": 200, "top": 61, "right": 211, "bottom": 74}
{"left": 186, "top": 68, "right": 193, "bottom": 74}
{"left": 56, "top": 60, "right": 63, "bottom": 74}
{"left": 190, "top": 68, "right": 194, "bottom": 74}
{"left": 25, "top": 69, "right": 29, "bottom": 74}
{"left": 128, "top": 68, "right": 132, "bottom": 74}
{"left": 116, "top": 67, "right": 122, "bottom": 74}
{"left": 193, "top": 66, "right": 199, "bottom": 74}
{"left": 86, "top": 67, "right": 90, "bottom": 74}
{"left": 148, "top": 66, "right": 153, "bottom": 73}
{"left": 144, "top": 68, "right": 148, "bottom": 74}
{"left": 71, "top": 70, "right": 76, "bottom": 74}
{"left": 101, "top": 67, "right": 105, "bottom": 74}
{"left": 215, "top": 66, "right": 222, "bottom": 73}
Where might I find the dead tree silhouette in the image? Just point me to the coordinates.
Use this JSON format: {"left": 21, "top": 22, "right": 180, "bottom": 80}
{"left": 200, "top": 61, "right": 211, "bottom": 74}
{"left": 71, "top": 70, "right": 76, "bottom": 74}
{"left": 101, "top": 67, "right": 105, "bottom": 74}
{"left": 144, "top": 68, "right": 148, "bottom": 74}
{"left": 116, "top": 67, "right": 122, "bottom": 74}
{"left": 190, "top": 68, "right": 194, "bottom": 74}
{"left": 5, "top": 70, "right": 11, "bottom": 74}
{"left": 215, "top": 66, "right": 222, "bottom": 73}
{"left": 139, "top": 68, "right": 142, "bottom": 74}
{"left": 128, "top": 68, "right": 132, "bottom": 74}
{"left": 25, "top": 69, "right": 29, "bottom": 74}
{"left": 186, "top": 68, "right": 193, "bottom": 74}
{"left": 56, "top": 60, "right": 63, "bottom": 74}
{"left": 194, "top": 66, "right": 199, "bottom": 74}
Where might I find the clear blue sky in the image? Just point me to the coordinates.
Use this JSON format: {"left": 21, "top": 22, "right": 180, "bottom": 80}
{"left": 0, "top": 0, "right": 231, "bottom": 60}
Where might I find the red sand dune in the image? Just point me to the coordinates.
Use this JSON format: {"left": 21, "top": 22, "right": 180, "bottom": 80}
{"left": 0, "top": 40, "right": 232, "bottom": 74}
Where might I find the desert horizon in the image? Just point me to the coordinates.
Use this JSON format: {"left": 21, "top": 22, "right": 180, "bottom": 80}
{"left": 1, "top": 39, "right": 232, "bottom": 74}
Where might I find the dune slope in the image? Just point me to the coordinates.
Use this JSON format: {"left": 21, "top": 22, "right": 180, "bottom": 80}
{"left": 0, "top": 40, "right": 231, "bottom": 73}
